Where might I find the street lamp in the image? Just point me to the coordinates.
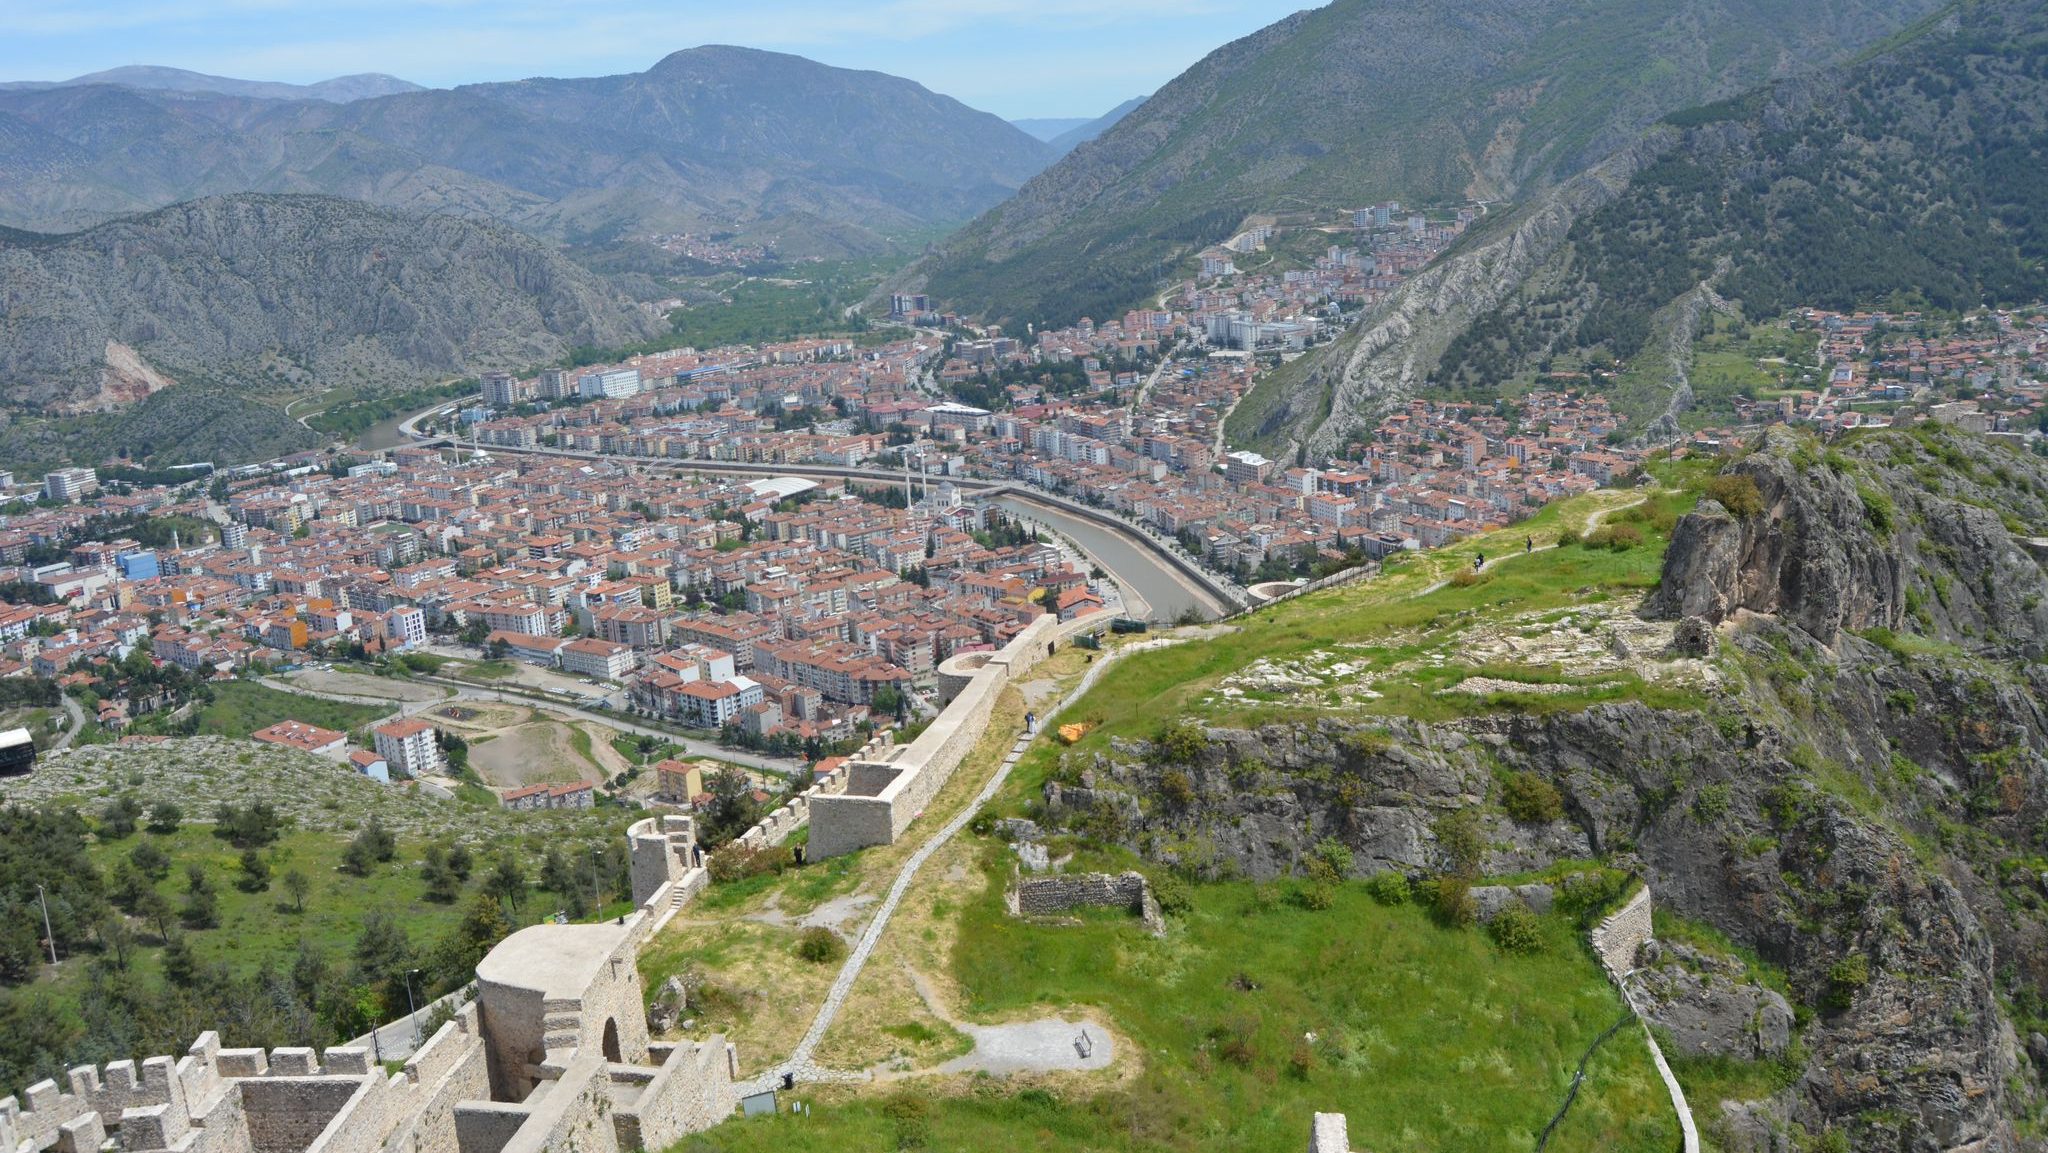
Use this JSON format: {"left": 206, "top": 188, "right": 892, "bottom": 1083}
{"left": 404, "top": 968, "right": 422, "bottom": 1047}
{"left": 589, "top": 848, "right": 604, "bottom": 916}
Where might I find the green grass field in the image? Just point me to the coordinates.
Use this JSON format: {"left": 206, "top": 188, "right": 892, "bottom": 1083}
{"left": 140, "top": 681, "right": 394, "bottom": 739}
{"left": 685, "top": 851, "right": 1677, "bottom": 1153}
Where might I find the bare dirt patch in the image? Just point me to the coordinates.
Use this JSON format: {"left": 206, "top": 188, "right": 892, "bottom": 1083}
{"left": 468, "top": 721, "right": 600, "bottom": 788}
{"left": 285, "top": 668, "right": 448, "bottom": 704}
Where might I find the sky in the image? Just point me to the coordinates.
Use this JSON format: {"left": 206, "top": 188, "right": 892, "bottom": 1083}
{"left": 0, "top": 0, "right": 1316, "bottom": 119}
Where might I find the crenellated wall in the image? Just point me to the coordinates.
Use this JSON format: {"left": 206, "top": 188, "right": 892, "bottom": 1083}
{"left": 2, "top": 820, "right": 742, "bottom": 1153}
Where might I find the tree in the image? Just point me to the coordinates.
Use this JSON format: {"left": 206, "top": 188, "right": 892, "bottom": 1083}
{"left": 94, "top": 915, "right": 136, "bottom": 971}
{"left": 445, "top": 842, "right": 474, "bottom": 882}
{"left": 282, "top": 870, "right": 311, "bottom": 914}
{"left": 128, "top": 839, "right": 171, "bottom": 881}
{"left": 237, "top": 849, "right": 271, "bottom": 893}
{"left": 161, "top": 935, "right": 198, "bottom": 988}
{"left": 98, "top": 796, "right": 142, "bottom": 840}
{"left": 701, "top": 770, "right": 762, "bottom": 848}
{"left": 145, "top": 802, "right": 183, "bottom": 835}
{"left": 484, "top": 856, "right": 528, "bottom": 914}
{"left": 138, "top": 888, "right": 175, "bottom": 943}
{"left": 351, "top": 910, "right": 412, "bottom": 1015}
{"left": 421, "top": 844, "right": 462, "bottom": 904}
{"left": 180, "top": 865, "right": 219, "bottom": 929}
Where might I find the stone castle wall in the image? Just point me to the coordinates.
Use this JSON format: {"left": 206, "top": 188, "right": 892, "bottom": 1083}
{"left": 4, "top": 821, "right": 738, "bottom": 1153}
{"left": 810, "top": 609, "right": 1110, "bottom": 859}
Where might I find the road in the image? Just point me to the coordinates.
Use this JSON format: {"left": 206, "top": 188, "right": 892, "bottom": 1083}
{"left": 51, "top": 694, "right": 84, "bottom": 750}
{"left": 747, "top": 633, "right": 1188, "bottom": 1092}
{"left": 412, "top": 438, "right": 1242, "bottom": 615}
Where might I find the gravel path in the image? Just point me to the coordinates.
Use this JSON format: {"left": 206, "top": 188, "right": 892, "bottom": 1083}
{"left": 742, "top": 637, "right": 1184, "bottom": 1093}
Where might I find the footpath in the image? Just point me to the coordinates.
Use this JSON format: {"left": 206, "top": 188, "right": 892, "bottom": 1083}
{"left": 740, "top": 636, "right": 1184, "bottom": 1094}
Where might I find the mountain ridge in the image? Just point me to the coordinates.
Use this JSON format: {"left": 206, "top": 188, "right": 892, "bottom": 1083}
{"left": 0, "top": 65, "right": 424, "bottom": 103}
{"left": 916, "top": 0, "right": 1952, "bottom": 329}
{"left": 0, "top": 48, "right": 1053, "bottom": 256}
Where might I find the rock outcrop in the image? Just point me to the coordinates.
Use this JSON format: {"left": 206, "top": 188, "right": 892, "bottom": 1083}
{"left": 1634, "top": 941, "right": 1795, "bottom": 1061}
{"left": 1041, "top": 426, "right": 2048, "bottom": 1148}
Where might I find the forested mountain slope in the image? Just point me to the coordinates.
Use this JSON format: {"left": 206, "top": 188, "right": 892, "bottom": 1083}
{"left": 916, "top": 0, "right": 1948, "bottom": 328}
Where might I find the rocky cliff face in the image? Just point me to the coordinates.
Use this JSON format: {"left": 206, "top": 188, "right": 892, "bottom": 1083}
{"left": 1237, "top": 136, "right": 1663, "bottom": 459}
{"left": 1651, "top": 426, "right": 2048, "bottom": 657}
{"left": 1045, "top": 426, "right": 2048, "bottom": 1150}
{"left": 0, "top": 193, "right": 659, "bottom": 412}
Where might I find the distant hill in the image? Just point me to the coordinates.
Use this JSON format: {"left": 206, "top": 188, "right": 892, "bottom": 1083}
{"left": 0, "top": 65, "right": 423, "bottom": 103}
{"left": 0, "top": 47, "right": 1054, "bottom": 257}
{"left": 1046, "top": 96, "right": 1145, "bottom": 154}
{"left": 917, "top": 0, "right": 1951, "bottom": 328}
{"left": 1011, "top": 116, "right": 1093, "bottom": 142}
{"left": 0, "top": 193, "right": 658, "bottom": 468}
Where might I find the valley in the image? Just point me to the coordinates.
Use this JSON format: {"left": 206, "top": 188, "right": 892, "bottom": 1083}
{"left": 5, "top": 1, "right": 2048, "bottom": 1150}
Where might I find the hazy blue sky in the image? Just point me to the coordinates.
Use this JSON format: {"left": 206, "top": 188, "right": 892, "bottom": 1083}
{"left": 0, "top": 0, "right": 1314, "bottom": 118}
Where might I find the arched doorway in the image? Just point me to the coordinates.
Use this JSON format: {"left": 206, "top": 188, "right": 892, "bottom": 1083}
{"left": 602, "top": 1017, "right": 622, "bottom": 1063}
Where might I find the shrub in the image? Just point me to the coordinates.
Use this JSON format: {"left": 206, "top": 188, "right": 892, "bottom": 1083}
{"left": 1288, "top": 1036, "right": 1316, "bottom": 1080}
{"left": 1312, "top": 837, "right": 1354, "bottom": 878}
{"left": 1499, "top": 771, "right": 1564, "bottom": 824}
{"left": 1431, "top": 810, "right": 1485, "bottom": 878}
{"left": 1155, "top": 721, "right": 1208, "bottom": 764}
{"left": 1555, "top": 872, "right": 1631, "bottom": 927}
{"left": 1213, "top": 1013, "right": 1259, "bottom": 1067}
{"left": 795, "top": 927, "right": 847, "bottom": 965}
{"left": 1824, "top": 954, "right": 1871, "bottom": 1011}
{"left": 1337, "top": 729, "right": 1392, "bottom": 762}
{"left": 1159, "top": 769, "right": 1196, "bottom": 809}
{"left": 1450, "top": 569, "right": 1483, "bottom": 588}
{"left": 1364, "top": 871, "right": 1411, "bottom": 905}
{"left": 707, "top": 842, "right": 795, "bottom": 884}
{"left": 1431, "top": 876, "right": 1476, "bottom": 928}
{"left": 882, "top": 1093, "right": 930, "bottom": 1149}
{"left": 1705, "top": 474, "right": 1766, "bottom": 518}
{"left": 1487, "top": 903, "right": 1544, "bottom": 955}
{"left": 1584, "top": 522, "right": 1644, "bottom": 551}
{"left": 1150, "top": 872, "right": 1192, "bottom": 917}
{"left": 1556, "top": 526, "right": 1582, "bottom": 547}
{"left": 1692, "top": 783, "right": 1732, "bottom": 823}
{"left": 1295, "top": 883, "right": 1335, "bottom": 911}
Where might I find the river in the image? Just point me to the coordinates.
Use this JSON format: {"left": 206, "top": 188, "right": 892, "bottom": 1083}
{"left": 356, "top": 397, "right": 464, "bottom": 451}
{"left": 352, "top": 405, "right": 1221, "bottom": 623}
{"left": 990, "top": 495, "right": 1222, "bottom": 624}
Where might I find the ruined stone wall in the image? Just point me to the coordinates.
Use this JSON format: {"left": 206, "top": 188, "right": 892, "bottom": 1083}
{"left": 494, "top": 1058, "right": 617, "bottom": 1153}
{"left": 1591, "top": 886, "right": 1654, "bottom": 978}
{"left": 805, "top": 793, "right": 897, "bottom": 859}
{"left": 1008, "top": 871, "right": 1164, "bottom": 934}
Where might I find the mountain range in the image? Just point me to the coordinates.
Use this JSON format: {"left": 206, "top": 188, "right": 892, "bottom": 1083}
{"left": 915, "top": 0, "right": 1955, "bottom": 329}
{"left": 0, "top": 47, "right": 1053, "bottom": 256}
{"left": 1230, "top": 0, "right": 2048, "bottom": 457}
{"left": 0, "top": 65, "right": 423, "bottom": 103}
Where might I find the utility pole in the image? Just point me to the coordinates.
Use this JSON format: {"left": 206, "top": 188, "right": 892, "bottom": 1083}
{"left": 36, "top": 883, "right": 56, "bottom": 964}
{"left": 404, "top": 968, "right": 422, "bottom": 1047}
